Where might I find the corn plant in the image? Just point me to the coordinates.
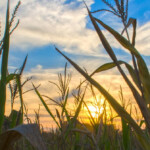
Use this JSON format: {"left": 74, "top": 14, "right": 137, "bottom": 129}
{"left": 33, "top": 63, "right": 85, "bottom": 133}
{"left": 0, "top": 1, "right": 48, "bottom": 149}
{"left": 54, "top": 0, "right": 150, "bottom": 149}
{"left": 0, "top": 0, "right": 22, "bottom": 133}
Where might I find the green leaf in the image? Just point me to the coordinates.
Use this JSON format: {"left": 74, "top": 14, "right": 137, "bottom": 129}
{"left": 121, "top": 119, "right": 131, "bottom": 150}
{"left": 93, "top": 61, "right": 140, "bottom": 90}
{"left": 8, "top": 110, "right": 21, "bottom": 128}
{"left": 61, "top": 89, "right": 69, "bottom": 116}
{"left": 64, "top": 88, "right": 85, "bottom": 138}
{"left": 61, "top": 89, "right": 70, "bottom": 122}
{"left": 33, "top": 83, "right": 61, "bottom": 129}
{"left": 16, "top": 75, "right": 23, "bottom": 124}
{"left": 19, "top": 55, "right": 28, "bottom": 75}
{"left": 55, "top": 108, "right": 62, "bottom": 129}
{"left": 94, "top": 17, "right": 139, "bottom": 55}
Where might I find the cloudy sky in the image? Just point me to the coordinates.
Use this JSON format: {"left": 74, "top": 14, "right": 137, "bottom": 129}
{"left": 0, "top": 0, "right": 149, "bottom": 71}
{"left": 1, "top": 0, "right": 150, "bottom": 128}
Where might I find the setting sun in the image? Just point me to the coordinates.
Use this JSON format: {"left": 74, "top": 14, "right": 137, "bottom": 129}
{"left": 85, "top": 97, "right": 105, "bottom": 119}
{"left": 87, "top": 105, "right": 104, "bottom": 118}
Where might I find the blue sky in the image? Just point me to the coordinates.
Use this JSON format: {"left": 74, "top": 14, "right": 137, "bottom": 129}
{"left": 1, "top": 0, "right": 149, "bottom": 73}
{"left": 1, "top": 0, "right": 150, "bottom": 127}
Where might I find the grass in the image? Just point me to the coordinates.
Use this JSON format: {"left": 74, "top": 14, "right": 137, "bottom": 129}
{"left": 0, "top": 0, "right": 150, "bottom": 149}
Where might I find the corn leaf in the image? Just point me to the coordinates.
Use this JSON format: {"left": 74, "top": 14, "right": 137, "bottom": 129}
{"left": 121, "top": 118, "right": 131, "bottom": 150}
{"left": 16, "top": 75, "right": 23, "bottom": 124}
{"left": 19, "top": 54, "right": 28, "bottom": 75}
{"left": 121, "top": 18, "right": 136, "bottom": 46}
{"left": 61, "top": 88, "right": 69, "bottom": 116}
{"left": 55, "top": 108, "right": 62, "bottom": 129}
{"left": 33, "top": 83, "right": 61, "bottom": 129}
{"left": 0, "top": 124, "right": 48, "bottom": 150}
{"left": 92, "top": 61, "right": 140, "bottom": 90}
{"left": 61, "top": 89, "right": 70, "bottom": 122}
{"left": 9, "top": 110, "right": 19, "bottom": 128}
{"left": 64, "top": 88, "right": 85, "bottom": 138}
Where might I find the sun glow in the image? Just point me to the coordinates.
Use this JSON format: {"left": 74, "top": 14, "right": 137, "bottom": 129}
{"left": 87, "top": 105, "right": 104, "bottom": 118}
{"left": 86, "top": 98, "right": 105, "bottom": 119}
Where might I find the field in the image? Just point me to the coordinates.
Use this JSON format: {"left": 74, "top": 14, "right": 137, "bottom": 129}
{"left": 0, "top": 0, "right": 150, "bottom": 150}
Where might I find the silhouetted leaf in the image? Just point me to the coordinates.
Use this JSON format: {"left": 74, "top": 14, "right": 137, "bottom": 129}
{"left": 0, "top": 124, "right": 47, "bottom": 150}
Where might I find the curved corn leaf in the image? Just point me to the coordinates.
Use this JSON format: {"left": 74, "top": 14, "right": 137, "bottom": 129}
{"left": 121, "top": 18, "right": 136, "bottom": 46}
{"left": 92, "top": 61, "right": 140, "bottom": 90}
{"left": 94, "top": 17, "right": 139, "bottom": 56}
{"left": 84, "top": 2, "right": 137, "bottom": 97}
{"left": 94, "top": 17, "right": 150, "bottom": 105}
{"left": 0, "top": 124, "right": 48, "bottom": 150}
{"left": 55, "top": 47, "right": 150, "bottom": 149}
{"left": 33, "top": 83, "right": 61, "bottom": 130}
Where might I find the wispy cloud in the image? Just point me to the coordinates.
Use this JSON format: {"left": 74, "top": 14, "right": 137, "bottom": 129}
{"left": 1, "top": 0, "right": 150, "bottom": 57}
{"left": 136, "top": 22, "right": 150, "bottom": 55}
{"left": 2, "top": 0, "right": 102, "bottom": 55}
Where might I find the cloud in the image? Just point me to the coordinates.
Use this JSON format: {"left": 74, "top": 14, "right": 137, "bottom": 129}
{"left": 0, "top": 0, "right": 123, "bottom": 57}
{"left": 136, "top": 22, "right": 150, "bottom": 55}
{"left": 1, "top": 0, "right": 150, "bottom": 57}
{"left": 1, "top": 0, "right": 103, "bottom": 55}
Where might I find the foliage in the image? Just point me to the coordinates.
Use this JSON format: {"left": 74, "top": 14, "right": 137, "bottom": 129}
{"left": 54, "top": 0, "right": 150, "bottom": 149}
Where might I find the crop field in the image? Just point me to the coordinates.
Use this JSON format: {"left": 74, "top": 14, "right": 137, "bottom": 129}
{"left": 0, "top": 0, "right": 150, "bottom": 150}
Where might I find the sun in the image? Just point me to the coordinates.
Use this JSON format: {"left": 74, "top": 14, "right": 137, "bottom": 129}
{"left": 87, "top": 104, "right": 104, "bottom": 118}
{"left": 83, "top": 97, "right": 105, "bottom": 120}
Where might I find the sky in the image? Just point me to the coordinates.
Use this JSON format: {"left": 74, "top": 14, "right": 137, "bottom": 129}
{"left": 0, "top": 0, "right": 150, "bottom": 128}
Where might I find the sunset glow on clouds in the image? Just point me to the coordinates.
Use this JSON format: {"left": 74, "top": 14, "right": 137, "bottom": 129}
{"left": 1, "top": 0, "right": 150, "bottom": 128}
